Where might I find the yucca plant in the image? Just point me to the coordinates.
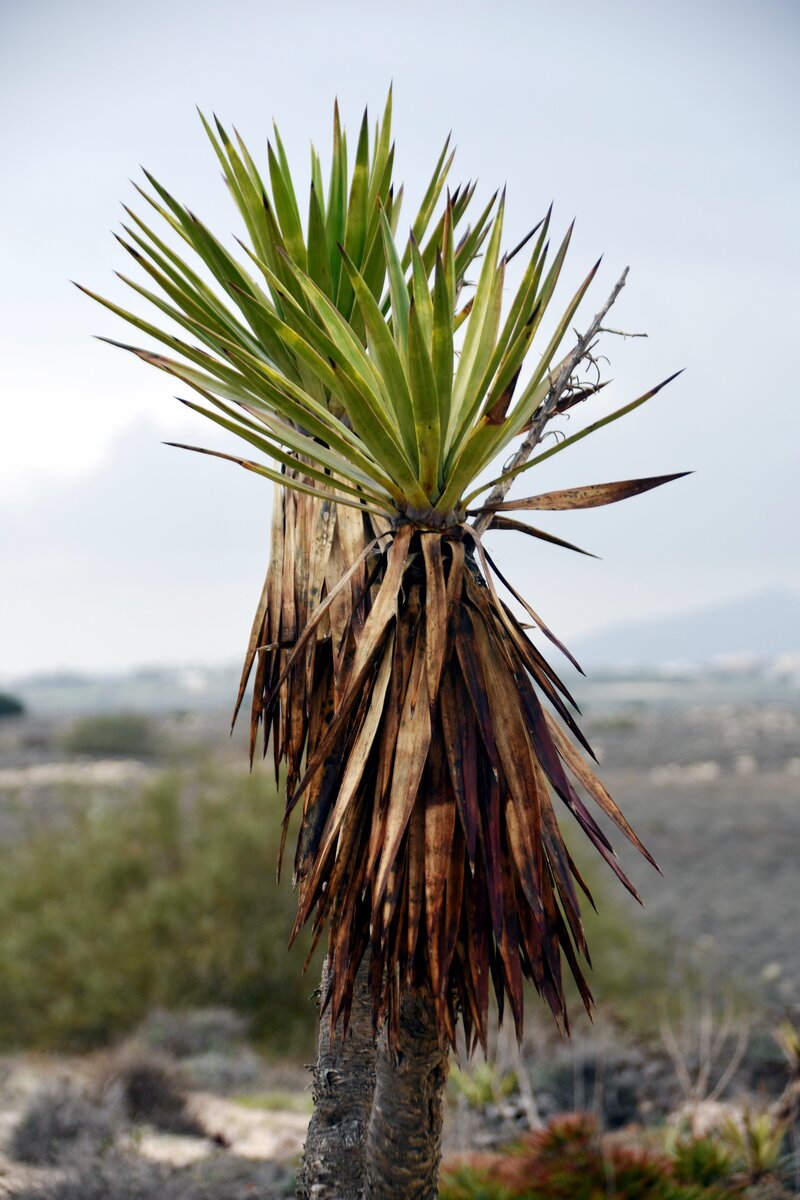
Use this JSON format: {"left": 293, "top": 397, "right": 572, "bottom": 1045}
{"left": 81, "top": 90, "right": 685, "bottom": 1198}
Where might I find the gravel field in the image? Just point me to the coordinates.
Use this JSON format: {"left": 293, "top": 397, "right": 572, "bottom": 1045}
{"left": 579, "top": 704, "right": 800, "bottom": 1006}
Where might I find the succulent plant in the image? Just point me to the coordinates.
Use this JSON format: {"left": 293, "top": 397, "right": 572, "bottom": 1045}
{"left": 83, "top": 90, "right": 684, "bottom": 1047}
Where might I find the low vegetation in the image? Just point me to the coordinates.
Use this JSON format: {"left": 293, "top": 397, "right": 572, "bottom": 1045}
{"left": 60, "top": 712, "right": 163, "bottom": 758}
{"left": 439, "top": 1112, "right": 793, "bottom": 1199}
{"left": 133, "top": 1007, "right": 248, "bottom": 1059}
{"left": 9, "top": 1083, "right": 117, "bottom": 1166}
{"left": 0, "top": 744, "right": 701, "bottom": 1061}
{"left": 101, "top": 1048, "right": 204, "bottom": 1135}
{"left": 10, "top": 1152, "right": 294, "bottom": 1200}
{"left": 0, "top": 759, "right": 679, "bottom": 1056}
{"left": 0, "top": 692, "right": 25, "bottom": 719}
{"left": 0, "top": 769, "right": 320, "bottom": 1053}
{"left": 2, "top": 746, "right": 794, "bottom": 1196}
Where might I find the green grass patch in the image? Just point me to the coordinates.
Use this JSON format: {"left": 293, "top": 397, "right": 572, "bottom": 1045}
{"left": 232, "top": 1091, "right": 313, "bottom": 1114}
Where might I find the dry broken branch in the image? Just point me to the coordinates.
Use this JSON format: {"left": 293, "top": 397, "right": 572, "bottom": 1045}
{"left": 474, "top": 267, "right": 630, "bottom": 536}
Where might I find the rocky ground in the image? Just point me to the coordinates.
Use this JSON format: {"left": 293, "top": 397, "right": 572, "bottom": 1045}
{"left": 0, "top": 1038, "right": 308, "bottom": 1198}
{"left": 0, "top": 696, "right": 797, "bottom": 1193}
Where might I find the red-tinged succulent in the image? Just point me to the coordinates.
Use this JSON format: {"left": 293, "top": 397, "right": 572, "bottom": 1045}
{"left": 82, "top": 90, "right": 686, "bottom": 1050}
{"left": 440, "top": 1114, "right": 739, "bottom": 1199}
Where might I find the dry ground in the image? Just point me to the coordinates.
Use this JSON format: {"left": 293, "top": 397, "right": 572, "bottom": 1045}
{"left": 582, "top": 704, "right": 800, "bottom": 1004}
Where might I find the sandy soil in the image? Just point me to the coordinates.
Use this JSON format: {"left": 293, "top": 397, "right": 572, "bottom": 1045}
{"left": 0, "top": 1061, "right": 307, "bottom": 1197}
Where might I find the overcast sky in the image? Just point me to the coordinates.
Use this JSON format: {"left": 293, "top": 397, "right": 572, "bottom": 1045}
{"left": 1, "top": 0, "right": 798, "bottom": 676}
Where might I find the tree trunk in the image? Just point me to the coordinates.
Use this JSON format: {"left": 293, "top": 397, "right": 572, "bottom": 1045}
{"left": 297, "top": 957, "right": 377, "bottom": 1200}
{"left": 365, "top": 984, "right": 449, "bottom": 1200}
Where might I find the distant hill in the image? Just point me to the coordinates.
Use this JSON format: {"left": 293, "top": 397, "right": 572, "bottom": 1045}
{"left": 572, "top": 588, "right": 800, "bottom": 667}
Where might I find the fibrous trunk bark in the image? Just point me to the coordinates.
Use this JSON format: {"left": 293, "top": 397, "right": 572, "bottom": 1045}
{"left": 297, "top": 958, "right": 377, "bottom": 1200}
{"left": 365, "top": 983, "right": 449, "bottom": 1200}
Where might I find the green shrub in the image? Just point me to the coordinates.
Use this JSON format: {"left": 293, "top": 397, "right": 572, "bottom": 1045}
{"left": 718, "top": 1110, "right": 789, "bottom": 1186}
{"left": 0, "top": 691, "right": 25, "bottom": 718}
{"left": 587, "top": 711, "right": 640, "bottom": 733}
{"left": 672, "top": 1137, "right": 738, "bottom": 1188}
{"left": 61, "top": 712, "right": 162, "bottom": 758}
{"left": 439, "top": 1165, "right": 514, "bottom": 1200}
{"left": 0, "top": 770, "right": 320, "bottom": 1054}
{"left": 449, "top": 1062, "right": 518, "bottom": 1110}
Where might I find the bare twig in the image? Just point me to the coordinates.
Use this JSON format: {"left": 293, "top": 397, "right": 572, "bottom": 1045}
{"left": 598, "top": 326, "right": 648, "bottom": 339}
{"left": 660, "top": 1015, "right": 694, "bottom": 1100}
{"left": 660, "top": 996, "right": 750, "bottom": 1107}
{"left": 512, "top": 1043, "right": 544, "bottom": 1131}
{"left": 473, "top": 267, "right": 629, "bottom": 536}
{"left": 708, "top": 1022, "right": 749, "bottom": 1104}
{"left": 495, "top": 1019, "right": 543, "bottom": 1131}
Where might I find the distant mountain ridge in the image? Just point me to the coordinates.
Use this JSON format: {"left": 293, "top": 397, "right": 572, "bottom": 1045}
{"left": 572, "top": 588, "right": 800, "bottom": 667}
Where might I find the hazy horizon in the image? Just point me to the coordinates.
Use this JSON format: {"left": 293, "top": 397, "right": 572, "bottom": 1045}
{"left": 4, "top": 566, "right": 798, "bottom": 683}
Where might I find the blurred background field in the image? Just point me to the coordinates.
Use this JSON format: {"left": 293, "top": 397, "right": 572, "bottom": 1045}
{"left": 2, "top": 635, "right": 799, "bottom": 1053}
{"left": 0, "top": 708, "right": 319, "bottom": 1056}
{"left": 1, "top": 658, "right": 799, "bottom": 1196}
